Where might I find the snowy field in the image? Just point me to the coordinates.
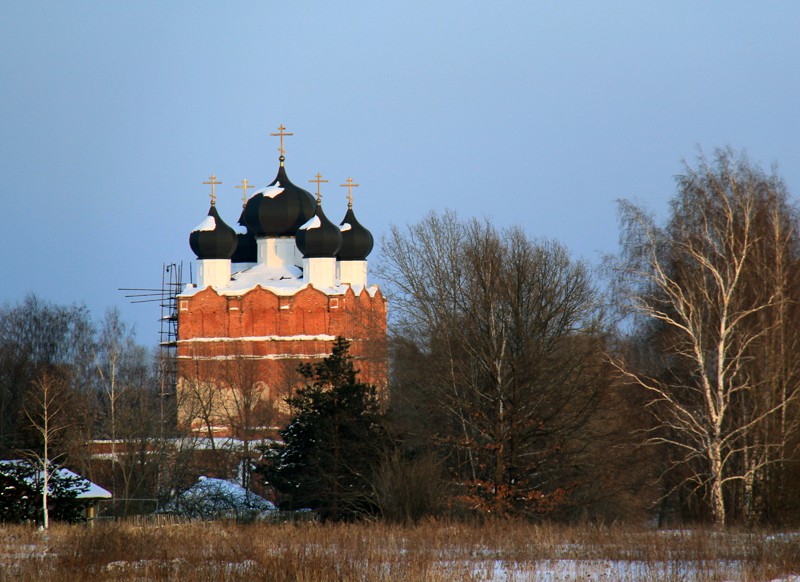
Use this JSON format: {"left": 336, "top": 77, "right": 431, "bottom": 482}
{"left": 0, "top": 522, "right": 798, "bottom": 581}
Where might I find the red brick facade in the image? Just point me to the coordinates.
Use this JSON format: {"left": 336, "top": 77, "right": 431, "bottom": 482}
{"left": 176, "top": 284, "right": 387, "bottom": 435}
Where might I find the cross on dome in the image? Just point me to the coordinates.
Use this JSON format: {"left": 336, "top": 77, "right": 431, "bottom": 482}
{"left": 203, "top": 174, "right": 222, "bottom": 205}
{"left": 340, "top": 177, "right": 360, "bottom": 209}
{"left": 309, "top": 172, "right": 328, "bottom": 203}
{"left": 235, "top": 179, "right": 254, "bottom": 207}
{"left": 270, "top": 124, "right": 294, "bottom": 166}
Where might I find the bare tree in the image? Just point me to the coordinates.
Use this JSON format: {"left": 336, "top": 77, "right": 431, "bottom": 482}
{"left": 220, "top": 347, "right": 275, "bottom": 494}
{"left": 111, "top": 382, "right": 167, "bottom": 515}
{"left": 738, "top": 188, "right": 800, "bottom": 522}
{"left": 0, "top": 295, "right": 94, "bottom": 456}
{"left": 23, "top": 370, "right": 70, "bottom": 529}
{"left": 94, "top": 310, "right": 129, "bottom": 494}
{"left": 611, "top": 149, "right": 800, "bottom": 525}
{"left": 379, "top": 212, "right": 611, "bottom": 517}
{"left": 176, "top": 352, "right": 224, "bottom": 450}
{"left": 176, "top": 344, "right": 278, "bottom": 493}
{"left": 93, "top": 309, "right": 168, "bottom": 516}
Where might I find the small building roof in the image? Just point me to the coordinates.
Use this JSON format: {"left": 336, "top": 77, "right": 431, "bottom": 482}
{"left": 0, "top": 460, "right": 112, "bottom": 500}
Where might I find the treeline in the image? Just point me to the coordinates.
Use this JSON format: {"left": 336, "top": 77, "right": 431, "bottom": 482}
{"left": 3, "top": 147, "right": 800, "bottom": 527}
{"left": 364, "top": 212, "right": 648, "bottom": 525}
{"left": 0, "top": 297, "right": 185, "bottom": 517}
{"left": 377, "top": 213, "right": 628, "bottom": 521}
{"left": 369, "top": 148, "right": 800, "bottom": 527}
{"left": 609, "top": 149, "right": 800, "bottom": 526}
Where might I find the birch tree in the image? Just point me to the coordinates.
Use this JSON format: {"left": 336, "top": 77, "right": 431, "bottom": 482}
{"left": 23, "top": 370, "right": 71, "bottom": 529}
{"left": 738, "top": 188, "right": 800, "bottom": 522}
{"left": 612, "top": 149, "right": 800, "bottom": 526}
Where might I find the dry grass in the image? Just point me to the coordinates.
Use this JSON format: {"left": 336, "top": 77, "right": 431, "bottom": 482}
{"left": 0, "top": 520, "right": 797, "bottom": 581}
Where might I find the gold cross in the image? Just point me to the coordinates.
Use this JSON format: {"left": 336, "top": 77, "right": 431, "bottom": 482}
{"left": 309, "top": 172, "right": 328, "bottom": 203}
{"left": 203, "top": 174, "right": 222, "bottom": 205}
{"left": 270, "top": 124, "right": 294, "bottom": 159}
{"left": 340, "top": 177, "right": 360, "bottom": 208}
{"left": 235, "top": 179, "right": 254, "bottom": 207}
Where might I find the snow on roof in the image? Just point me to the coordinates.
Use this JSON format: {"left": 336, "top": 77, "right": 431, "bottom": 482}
{"left": 179, "top": 260, "right": 382, "bottom": 299}
{"left": 178, "top": 334, "right": 338, "bottom": 343}
{"left": 226, "top": 263, "right": 308, "bottom": 296}
{"left": 69, "top": 469, "right": 112, "bottom": 499}
{"left": 192, "top": 476, "right": 274, "bottom": 508}
{"left": 178, "top": 353, "right": 333, "bottom": 361}
{"left": 232, "top": 263, "right": 257, "bottom": 275}
{"left": 192, "top": 215, "right": 216, "bottom": 232}
{"left": 254, "top": 182, "right": 284, "bottom": 199}
{"left": 299, "top": 215, "right": 321, "bottom": 230}
{"left": 340, "top": 222, "right": 352, "bottom": 232}
{"left": 0, "top": 460, "right": 112, "bottom": 499}
{"left": 180, "top": 263, "right": 303, "bottom": 297}
{"left": 162, "top": 476, "right": 276, "bottom": 517}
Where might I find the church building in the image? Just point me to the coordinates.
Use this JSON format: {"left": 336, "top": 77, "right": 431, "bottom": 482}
{"left": 176, "top": 127, "right": 387, "bottom": 437}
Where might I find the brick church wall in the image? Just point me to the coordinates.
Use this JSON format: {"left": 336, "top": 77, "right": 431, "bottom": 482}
{"left": 176, "top": 284, "right": 387, "bottom": 436}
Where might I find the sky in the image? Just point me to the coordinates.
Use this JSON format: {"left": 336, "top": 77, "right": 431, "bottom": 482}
{"left": 2, "top": 2, "right": 799, "bottom": 345}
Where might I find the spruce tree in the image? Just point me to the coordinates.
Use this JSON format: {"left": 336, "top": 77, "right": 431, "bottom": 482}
{"left": 259, "top": 338, "right": 386, "bottom": 521}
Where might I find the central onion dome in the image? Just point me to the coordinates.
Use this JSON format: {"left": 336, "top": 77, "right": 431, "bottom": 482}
{"left": 296, "top": 202, "right": 342, "bottom": 258}
{"left": 338, "top": 206, "right": 374, "bottom": 260}
{"left": 189, "top": 204, "right": 238, "bottom": 260}
{"left": 243, "top": 158, "right": 316, "bottom": 237}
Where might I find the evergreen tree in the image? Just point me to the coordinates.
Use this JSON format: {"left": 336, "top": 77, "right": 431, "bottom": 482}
{"left": 0, "top": 460, "right": 88, "bottom": 524}
{"left": 258, "top": 338, "right": 386, "bottom": 521}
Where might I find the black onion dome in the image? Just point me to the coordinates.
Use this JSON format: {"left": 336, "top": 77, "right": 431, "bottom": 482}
{"left": 295, "top": 204, "right": 342, "bottom": 258}
{"left": 243, "top": 163, "right": 316, "bottom": 237}
{"left": 189, "top": 205, "right": 238, "bottom": 260}
{"left": 237, "top": 205, "right": 248, "bottom": 229}
{"left": 231, "top": 208, "right": 257, "bottom": 263}
{"left": 338, "top": 207, "right": 374, "bottom": 260}
{"left": 231, "top": 233, "right": 257, "bottom": 263}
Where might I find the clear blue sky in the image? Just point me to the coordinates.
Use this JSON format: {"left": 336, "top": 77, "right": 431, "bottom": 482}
{"left": 2, "top": 2, "right": 799, "bottom": 344}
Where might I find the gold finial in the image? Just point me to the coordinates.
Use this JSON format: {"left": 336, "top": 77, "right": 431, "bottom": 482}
{"left": 340, "top": 177, "right": 360, "bottom": 209}
{"left": 235, "top": 179, "right": 254, "bottom": 207}
{"left": 203, "top": 174, "right": 222, "bottom": 205}
{"left": 270, "top": 124, "right": 294, "bottom": 166}
{"left": 309, "top": 172, "right": 328, "bottom": 203}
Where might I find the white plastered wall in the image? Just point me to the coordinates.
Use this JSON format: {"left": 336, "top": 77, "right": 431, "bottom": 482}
{"left": 197, "top": 259, "right": 231, "bottom": 288}
{"left": 337, "top": 260, "right": 368, "bottom": 288}
{"left": 303, "top": 257, "right": 337, "bottom": 288}
{"left": 257, "top": 237, "right": 303, "bottom": 268}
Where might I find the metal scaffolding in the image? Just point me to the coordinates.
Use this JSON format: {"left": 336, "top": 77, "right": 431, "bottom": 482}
{"left": 120, "top": 262, "right": 184, "bottom": 434}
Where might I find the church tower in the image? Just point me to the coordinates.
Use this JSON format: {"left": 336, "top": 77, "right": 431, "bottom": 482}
{"left": 176, "top": 127, "right": 387, "bottom": 437}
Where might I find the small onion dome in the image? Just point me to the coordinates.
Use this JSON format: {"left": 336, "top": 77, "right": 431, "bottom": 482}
{"left": 189, "top": 205, "right": 238, "bottom": 259}
{"left": 243, "top": 163, "right": 317, "bottom": 237}
{"left": 295, "top": 204, "right": 342, "bottom": 258}
{"left": 338, "top": 207, "right": 374, "bottom": 260}
{"left": 231, "top": 207, "right": 257, "bottom": 263}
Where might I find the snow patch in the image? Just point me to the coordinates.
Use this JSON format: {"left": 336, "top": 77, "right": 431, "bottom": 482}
{"left": 161, "top": 476, "right": 275, "bottom": 520}
{"left": 178, "top": 261, "right": 370, "bottom": 299}
{"left": 340, "top": 222, "right": 352, "bottom": 232}
{"left": 192, "top": 215, "right": 216, "bottom": 232}
{"left": 178, "top": 353, "right": 335, "bottom": 361}
{"left": 253, "top": 182, "right": 284, "bottom": 199}
{"left": 178, "top": 334, "right": 338, "bottom": 343}
{"left": 0, "top": 460, "right": 111, "bottom": 499}
{"left": 300, "top": 215, "right": 321, "bottom": 230}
